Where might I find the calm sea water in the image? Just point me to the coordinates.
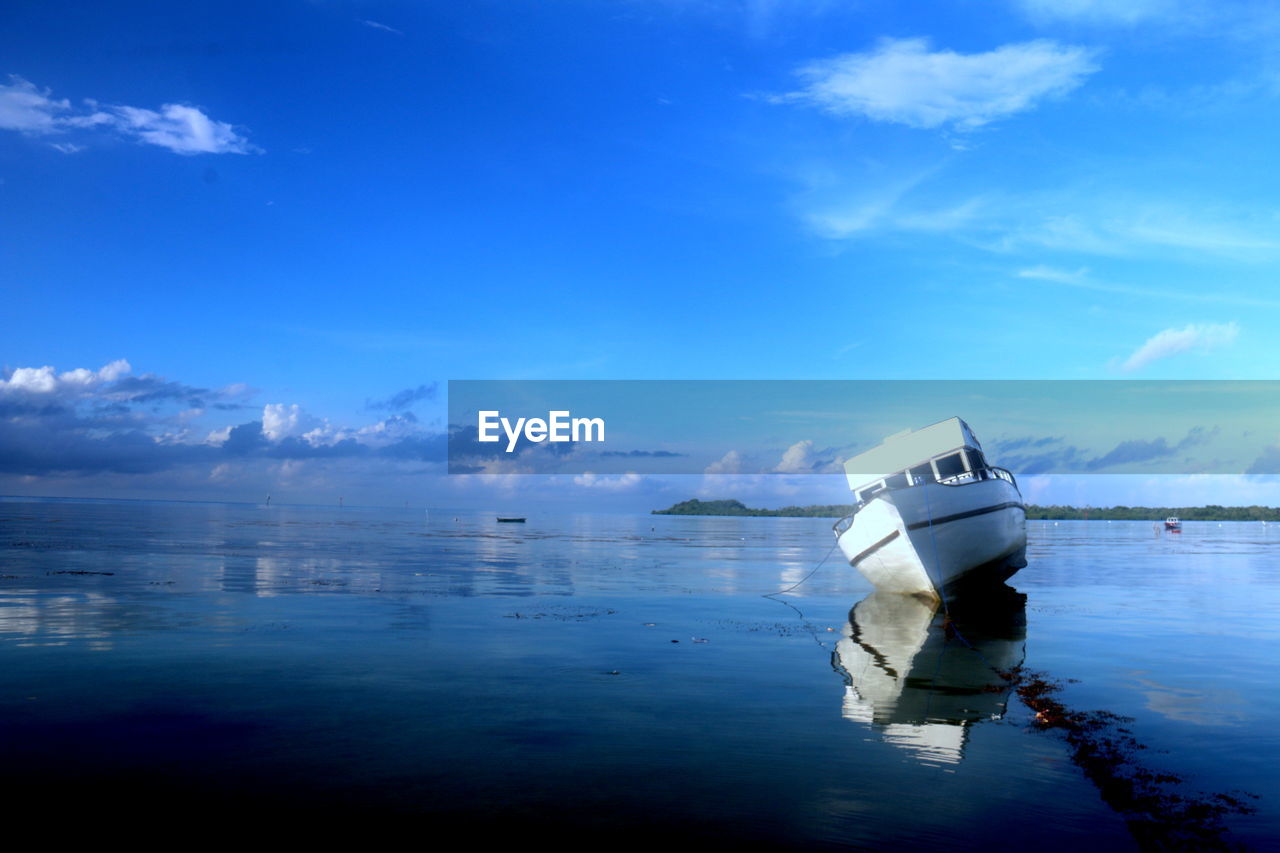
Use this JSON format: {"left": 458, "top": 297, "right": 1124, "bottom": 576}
{"left": 1, "top": 499, "right": 1276, "bottom": 849}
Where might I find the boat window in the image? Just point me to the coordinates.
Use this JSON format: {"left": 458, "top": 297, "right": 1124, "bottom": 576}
{"left": 858, "top": 483, "right": 884, "bottom": 502}
{"left": 910, "top": 464, "right": 935, "bottom": 485}
{"left": 964, "top": 448, "right": 986, "bottom": 470}
{"left": 884, "top": 472, "right": 909, "bottom": 490}
{"left": 934, "top": 452, "right": 966, "bottom": 479}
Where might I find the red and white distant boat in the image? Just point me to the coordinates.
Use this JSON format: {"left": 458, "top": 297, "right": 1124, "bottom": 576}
{"left": 1164, "top": 517, "right": 1182, "bottom": 532}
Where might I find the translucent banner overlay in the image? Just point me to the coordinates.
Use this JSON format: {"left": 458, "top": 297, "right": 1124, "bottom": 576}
{"left": 447, "top": 380, "right": 1280, "bottom": 476}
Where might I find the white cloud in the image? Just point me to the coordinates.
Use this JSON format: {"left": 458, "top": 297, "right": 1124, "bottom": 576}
{"left": 998, "top": 205, "right": 1280, "bottom": 259}
{"left": 774, "top": 440, "right": 815, "bottom": 473}
{"left": 0, "top": 359, "right": 131, "bottom": 396}
{"left": 362, "top": 20, "right": 403, "bottom": 35}
{"left": 62, "top": 108, "right": 115, "bottom": 130}
{"left": 1, "top": 366, "right": 58, "bottom": 394}
{"left": 1120, "top": 322, "right": 1239, "bottom": 372}
{"left": 205, "top": 426, "right": 234, "bottom": 447}
{"left": 800, "top": 169, "right": 931, "bottom": 238}
{"left": 0, "top": 75, "right": 256, "bottom": 155}
{"left": 1001, "top": 207, "right": 1280, "bottom": 258}
{"left": 705, "top": 450, "right": 744, "bottom": 474}
{"left": 263, "top": 403, "right": 405, "bottom": 448}
{"left": 697, "top": 472, "right": 760, "bottom": 498}
{"left": 807, "top": 194, "right": 984, "bottom": 239}
{"left": 572, "top": 472, "right": 643, "bottom": 490}
{"left": 353, "top": 413, "right": 421, "bottom": 446}
{"left": 0, "top": 77, "right": 69, "bottom": 132}
{"left": 262, "top": 403, "right": 320, "bottom": 441}
{"left": 112, "top": 104, "right": 256, "bottom": 155}
{"left": 1122, "top": 214, "right": 1280, "bottom": 254}
{"left": 0, "top": 361, "right": 456, "bottom": 504}
{"left": 800, "top": 172, "right": 1280, "bottom": 261}
{"left": 792, "top": 162, "right": 989, "bottom": 240}
{"left": 833, "top": 341, "right": 864, "bottom": 357}
{"left": 1017, "top": 264, "right": 1091, "bottom": 284}
{"left": 262, "top": 405, "right": 373, "bottom": 449}
{"left": 99, "top": 359, "right": 132, "bottom": 381}
{"left": 220, "top": 382, "right": 254, "bottom": 399}
{"left": 1017, "top": 265, "right": 1280, "bottom": 308}
{"left": 779, "top": 37, "right": 1099, "bottom": 130}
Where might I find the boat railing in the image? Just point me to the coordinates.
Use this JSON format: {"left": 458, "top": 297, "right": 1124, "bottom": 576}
{"left": 937, "top": 466, "right": 1017, "bottom": 489}
{"left": 833, "top": 466, "right": 1018, "bottom": 538}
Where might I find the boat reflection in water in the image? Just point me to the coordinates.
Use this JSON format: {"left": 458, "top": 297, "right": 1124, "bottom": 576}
{"left": 832, "top": 586, "right": 1027, "bottom": 766}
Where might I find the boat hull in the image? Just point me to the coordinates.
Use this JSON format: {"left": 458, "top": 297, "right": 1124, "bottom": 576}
{"left": 836, "top": 479, "right": 1026, "bottom": 598}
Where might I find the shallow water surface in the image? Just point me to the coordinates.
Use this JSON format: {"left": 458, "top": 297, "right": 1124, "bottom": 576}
{"left": 0, "top": 500, "right": 1275, "bottom": 848}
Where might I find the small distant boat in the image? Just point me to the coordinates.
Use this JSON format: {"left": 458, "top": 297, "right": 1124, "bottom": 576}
{"left": 1164, "top": 517, "right": 1182, "bottom": 532}
{"left": 496, "top": 517, "right": 526, "bottom": 523}
{"left": 833, "top": 417, "right": 1026, "bottom": 600}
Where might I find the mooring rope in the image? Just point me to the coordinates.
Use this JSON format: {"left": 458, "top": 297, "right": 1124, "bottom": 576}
{"left": 763, "top": 538, "right": 840, "bottom": 598}
{"left": 757, "top": 503, "right": 993, "bottom": 666}
{"left": 761, "top": 538, "right": 842, "bottom": 650}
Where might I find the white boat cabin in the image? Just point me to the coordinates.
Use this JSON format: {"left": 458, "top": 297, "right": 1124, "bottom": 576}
{"left": 843, "top": 417, "right": 1006, "bottom": 505}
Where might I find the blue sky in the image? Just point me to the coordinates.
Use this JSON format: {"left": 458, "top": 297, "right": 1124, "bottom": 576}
{"left": 5, "top": 0, "right": 1280, "bottom": 508}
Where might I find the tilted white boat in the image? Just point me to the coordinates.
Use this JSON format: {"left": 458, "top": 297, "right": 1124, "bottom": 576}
{"left": 833, "top": 418, "right": 1026, "bottom": 599}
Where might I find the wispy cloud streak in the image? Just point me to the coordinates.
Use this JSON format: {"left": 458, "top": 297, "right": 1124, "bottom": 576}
{"left": 0, "top": 75, "right": 257, "bottom": 155}
{"left": 1119, "top": 322, "right": 1239, "bottom": 371}
{"left": 362, "top": 20, "right": 404, "bottom": 35}
{"left": 1017, "top": 266, "right": 1280, "bottom": 308}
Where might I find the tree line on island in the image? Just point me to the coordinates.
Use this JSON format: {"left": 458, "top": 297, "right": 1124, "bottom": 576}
{"left": 652, "top": 498, "right": 1280, "bottom": 522}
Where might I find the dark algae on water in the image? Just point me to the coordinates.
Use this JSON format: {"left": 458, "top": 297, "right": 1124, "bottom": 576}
{"left": 1003, "top": 667, "right": 1258, "bottom": 851}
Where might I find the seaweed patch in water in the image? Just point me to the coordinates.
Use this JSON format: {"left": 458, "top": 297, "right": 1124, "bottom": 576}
{"left": 503, "top": 608, "right": 618, "bottom": 621}
{"left": 1001, "top": 666, "right": 1258, "bottom": 851}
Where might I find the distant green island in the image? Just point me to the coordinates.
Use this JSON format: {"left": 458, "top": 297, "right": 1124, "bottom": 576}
{"left": 653, "top": 499, "right": 854, "bottom": 518}
{"left": 652, "top": 498, "right": 1280, "bottom": 522}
